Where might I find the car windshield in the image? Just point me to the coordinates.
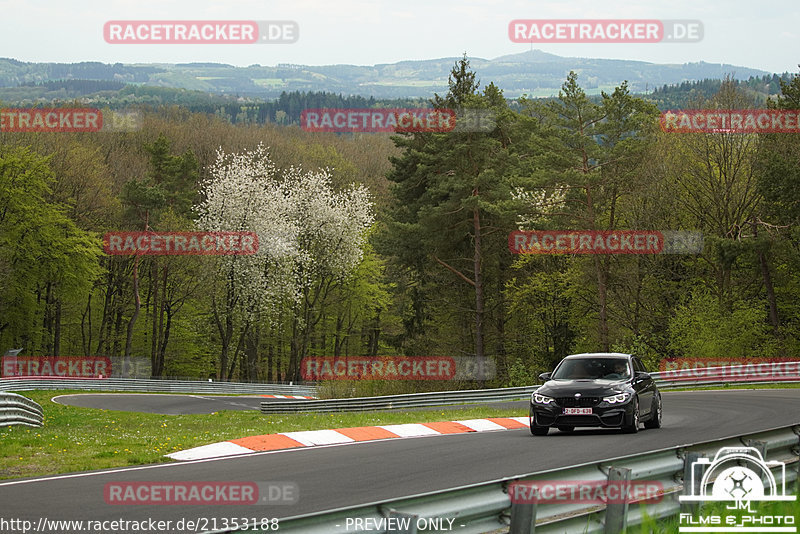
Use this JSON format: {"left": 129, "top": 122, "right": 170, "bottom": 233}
{"left": 551, "top": 358, "right": 631, "bottom": 380}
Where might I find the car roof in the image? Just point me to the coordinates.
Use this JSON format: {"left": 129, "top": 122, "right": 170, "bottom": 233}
{"left": 563, "top": 353, "right": 632, "bottom": 359}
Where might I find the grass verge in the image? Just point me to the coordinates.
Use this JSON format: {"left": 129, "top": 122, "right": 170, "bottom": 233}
{"left": 0, "top": 390, "right": 526, "bottom": 480}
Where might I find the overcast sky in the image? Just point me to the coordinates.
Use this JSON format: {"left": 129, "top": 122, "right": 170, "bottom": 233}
{"left": 1, "top": 0, "right": 797, "bottom": 74}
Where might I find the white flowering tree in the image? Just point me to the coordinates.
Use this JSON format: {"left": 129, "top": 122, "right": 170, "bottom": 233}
{"left": 281, "top": 166, "right": 374, "bottom": 379}
{"left": 511, "top": 185, "right": 568, "bottom": 230}
{"left": 195, "top": 145, "right": 374, "bottom": 379}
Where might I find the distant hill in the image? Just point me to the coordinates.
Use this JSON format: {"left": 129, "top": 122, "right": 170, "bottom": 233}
{"left": 0, "top": 51, "right": 777, "bottom": 101}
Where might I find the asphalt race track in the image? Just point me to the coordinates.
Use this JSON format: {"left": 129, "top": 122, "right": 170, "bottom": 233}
{"left": 53, "top": 393, "right": 291, "bottom": 414}
{"left": 2, "top": 389, "right": 799, "bottom": 533}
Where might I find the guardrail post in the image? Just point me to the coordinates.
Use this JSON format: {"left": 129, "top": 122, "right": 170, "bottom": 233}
{"left": 604, "top": 467, "right": 630, "bottom": 534}
{"left": 794, "top": 428, "right": 800, "bottom": 495}
{"left": 681, "top": 452, "right": 704, "bottom": 516}
{"left": 509, "top": 499, "right": 537, "bottom": 534}
{"left": 508, "top": 480, "right": 537, "bottom": 534}
{"left": 745, "top": 439, "right": 769, "bottom": 487}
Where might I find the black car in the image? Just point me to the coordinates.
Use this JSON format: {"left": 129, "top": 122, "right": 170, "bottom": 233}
{"left": 529, "top": 353, "right": 662, "bottom": 436}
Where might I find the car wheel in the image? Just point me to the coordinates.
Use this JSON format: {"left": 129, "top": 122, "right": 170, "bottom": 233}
{"left": 557, "top": 426, "right": 574, "bottom": 432}
{"left": 644, "top": 394, "right": 662, "bottom": 429}
{"left": 529, "top": 415, "right": 549, "bottom": 436}
{"left": 622, "top": 398, "right": 640, "bottom": 434}
{"left": 531, "top": 424, "right": 549, "bottom": 436}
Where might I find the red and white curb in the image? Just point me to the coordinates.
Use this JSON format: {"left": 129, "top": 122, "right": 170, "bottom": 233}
{"left": 167, "top": 417, "right": 530, "bottom": 461}
{"left": 260, "top": 394, "right": 316, "bottom": 399}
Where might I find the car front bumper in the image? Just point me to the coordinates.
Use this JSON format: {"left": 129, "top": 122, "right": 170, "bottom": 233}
{"left": 529, "top": 402, "right": 635, "bottom": 428}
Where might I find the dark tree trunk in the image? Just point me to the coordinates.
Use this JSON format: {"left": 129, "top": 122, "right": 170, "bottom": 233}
{"left": 334, "top": 313, "right": 344, "bottom": 357}
{"left": 123, "top": 254, "right": 140, "bottom": 377}
{"left": 753, "top": 223, "right": 780, "bottom": 335}
{"left": 81, "top": 294, "right": 92, "bottom": 356}
{"left": 472, "top": 205, "right": 486, "bottom": 381}
{"left": 112, "top": 306, "right": 123, "bottom": 359}
{"left": 595, "top": 256, "right": 610, "bottom": 351}
{"left": 155, "top": 266, "right": 168, "bottom": 376}
{"left": 43, "top": 282, "right": 53, "bottom": 355}
{"left": 157, "top": 303, "right": 172, "bottom": 377}
{"left": 96, "top": 261, "right": 115, "bottom": 355}
{"left": 245, "top": 325, "right": 260, "bottom": 381}
{"left": 150, "top": 258, "right": 159, "bottom": 374}
{"left": 289, "top": 313, "right": 299, "bottom": 381}
{"left": 267, "top": 339, "right": 274, "bottom": 382}
{"left": 368, "top": 308, "right": 380, "bottom": 356}
{"left": 53, "top": 298, "right": 61, "bottom": 357}
{"left": 227, "top": 322, "right": 248, "bottom": 381}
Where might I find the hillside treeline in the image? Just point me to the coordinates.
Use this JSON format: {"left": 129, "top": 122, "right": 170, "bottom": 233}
{"left": 2, "top": 60, "right": 799, "bottom": 388}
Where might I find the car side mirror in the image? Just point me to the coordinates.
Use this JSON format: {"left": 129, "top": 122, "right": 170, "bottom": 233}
{"left": 539, "top": 372, "right": 552, "bottom": 382}
{"left": 634, "top": 371, "right": 651, "bottom": 381}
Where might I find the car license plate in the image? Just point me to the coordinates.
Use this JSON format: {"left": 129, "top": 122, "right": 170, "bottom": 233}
{"left": 563, "top": 407, "right": 592, "bottom": 415}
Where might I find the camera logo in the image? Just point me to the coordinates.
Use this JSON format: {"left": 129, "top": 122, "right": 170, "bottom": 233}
{"left": 681, "top": 447, "right": 794, "bottom": 502}
{"left": 679, "top": 447, "right": 796, "bottom": 533}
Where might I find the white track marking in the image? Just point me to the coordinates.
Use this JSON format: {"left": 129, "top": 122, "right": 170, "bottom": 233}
{"left": 166, "top": 441, "right": 253, "bottom": 461}
{"left": 455, "top": 419, "right": 507, "bottom": 431}
{"left": 378, "top": 424, "right": 440, "bottom": 437}
{"left": 281, "top": 430, "right": 355, "bottom": 446}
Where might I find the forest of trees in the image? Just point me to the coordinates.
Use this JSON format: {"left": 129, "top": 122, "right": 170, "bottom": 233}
{"left": 2, "top": 59, "right": 800, "bottom": 390}
{"left": 3, "top": 74, "right": 790, "bottom": 129}
{"left": 645, "top": 73, "right": 792, "bottom": 109}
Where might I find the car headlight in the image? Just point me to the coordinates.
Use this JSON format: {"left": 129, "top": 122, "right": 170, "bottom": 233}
{"left": 532, "top": 393, "right": 555, "bottom": 405}
{"left": 602, "top": 392, "right": 631, "bottom": 404}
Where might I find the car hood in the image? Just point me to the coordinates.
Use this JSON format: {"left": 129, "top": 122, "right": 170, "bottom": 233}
{"left": 537, "top": 379, "right": 630, "bottom": 397}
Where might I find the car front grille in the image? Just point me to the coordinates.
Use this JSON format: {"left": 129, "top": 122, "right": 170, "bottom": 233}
{"left": 556, "top": 396, "right": 601, "bottom": 407}
{"left": 556, "top": 415, "right": 599, "bottom": 425}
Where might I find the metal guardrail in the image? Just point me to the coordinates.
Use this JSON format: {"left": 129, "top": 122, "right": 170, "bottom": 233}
{"left": 0, "top": 392, "right": 43, "bottom": 427}
{"left": 261, "top": 386, "right": 538, "bottom": 414}
{"left": 653, "top": 364, "right": 800, "bottom": 389}
{"left": 261, "top": 365, "right": 800, "bottom": 413}
{"left": 239, "top": 423, "right": 800, "bottom": 534}
{"left": 0, "top": 377, "right": 318, "bottom": 397}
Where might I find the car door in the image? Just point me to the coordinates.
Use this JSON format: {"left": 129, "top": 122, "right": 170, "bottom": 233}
{"left": 632, "top": 357, "right": 655, "bottom": 416}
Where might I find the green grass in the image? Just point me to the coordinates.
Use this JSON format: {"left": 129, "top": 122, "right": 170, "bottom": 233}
{"left": 0, "top": 390, "right": 525, "bottom": 480}
{"left": 252, "top": 78, "right": 286, "bottom": 87}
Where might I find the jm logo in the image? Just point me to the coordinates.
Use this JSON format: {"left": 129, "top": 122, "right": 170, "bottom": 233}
{"left": 680, "top": 446, "right": 796, "bottom": 512}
